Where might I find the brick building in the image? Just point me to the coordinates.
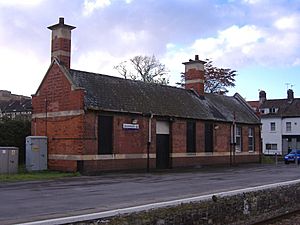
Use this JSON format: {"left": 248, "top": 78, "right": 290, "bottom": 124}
{"left": 32, "top": 18, "right": 261, "bottom": 173}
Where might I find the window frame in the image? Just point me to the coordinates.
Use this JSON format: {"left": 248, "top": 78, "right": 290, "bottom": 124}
{"left": 286, "top": 122, "right": 292, "bottom": 132}
{"left": 270, "top": 122, "right": 276, "bottom": 132}
{"left": 248, "top": 127, "right": 254, "bottom": 152}
{"left": 266, "top": 143, "right": 277, "bottom": 150}
{"left": 235, "top": 126, "right": 242, "bottom": 152}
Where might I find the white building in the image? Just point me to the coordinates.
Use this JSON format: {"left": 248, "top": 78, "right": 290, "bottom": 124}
{"left": 259, "top": 89, "right": 300, "bottom": 155}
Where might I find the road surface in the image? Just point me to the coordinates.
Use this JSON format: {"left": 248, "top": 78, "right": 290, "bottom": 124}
{"left": 1, "top": 163, "right": 300, "bottom": 224}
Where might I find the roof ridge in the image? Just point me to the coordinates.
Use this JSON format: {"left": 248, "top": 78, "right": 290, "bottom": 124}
{"left": 69, "top": 69, "right": 192, "bottom": 93}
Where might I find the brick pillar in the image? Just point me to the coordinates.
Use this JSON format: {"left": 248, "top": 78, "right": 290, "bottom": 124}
{"left": 47, "top": 17, "right": 76, "bottom": 68}
{"left": 182, "top": 55, "right": 206, "bottom": 96}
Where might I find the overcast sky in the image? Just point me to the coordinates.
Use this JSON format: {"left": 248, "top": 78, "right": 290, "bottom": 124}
{"left": 0, "top": 0, "right": 300, "bottom": 100}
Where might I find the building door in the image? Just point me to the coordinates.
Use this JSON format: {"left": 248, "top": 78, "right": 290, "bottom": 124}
{"left": 156, "top": 121, "right": 170, "bottom": 169}
{"left": 205, "top": 123, "right": 214, "bottom": 152}
{"left": 98, "top": 115, "right": 113, "bottom": 154}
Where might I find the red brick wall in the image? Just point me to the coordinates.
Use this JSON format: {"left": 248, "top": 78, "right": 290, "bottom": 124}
{"left": 171, "top": 119, "right": 186, "bottom": 153}
{"left": 81, "top": 113, "right": 157, "bottom": 155}
{"left": 114, "top": 115, "right": 150, "bottom": 154}
{"left": 185, "top": 68, "right": 204, "bottom": 95}
{"left": 32, "top": 64, "right": 84, "bottom": 113}
{"left": 83, "top": 111, "right": 98, "bottom": 155}
{"left": 32, "top": 62, "right": 85, "bottom": 171}
{"left": 214, "top": 123, "right": 231, "bottom": 152}
{"left": 114, "top": 114, "right": 156, "bottom": 155}
{"left": 51, "top": 38, "right": 71, "bottom": 68}
{"left": 82, "top": 159, "right": 156, "bottom": 173}
{"left": 49, "top": 160, "right": 77, "bottom": 172}
{"left": 170, "top": 120, "right": 260, "bottom": 154}
{"left": 172, "top": 154, "right": 260, "bottom": 168}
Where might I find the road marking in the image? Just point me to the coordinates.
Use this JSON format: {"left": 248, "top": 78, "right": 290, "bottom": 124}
{"left": 17, "top": 179, "right": 300, "bottom": 225}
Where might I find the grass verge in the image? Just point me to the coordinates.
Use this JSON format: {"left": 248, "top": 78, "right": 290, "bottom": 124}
{"left": 261, "top": 155, "right": 283, "bottom": 164}
{"left": 0, "top": 166, "right": 80, "bottom": 182}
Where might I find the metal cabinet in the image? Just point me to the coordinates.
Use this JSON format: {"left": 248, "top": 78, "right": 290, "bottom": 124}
{"left": 0, "top": 147, "right": 19, "bottom": 174}
{"left": 26, "top": 136, "right": 47, "bottom": 171}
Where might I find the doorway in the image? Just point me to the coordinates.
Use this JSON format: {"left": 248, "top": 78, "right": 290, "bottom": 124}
{"left": 156, "top": 121, "right": 170, "bottom": 169}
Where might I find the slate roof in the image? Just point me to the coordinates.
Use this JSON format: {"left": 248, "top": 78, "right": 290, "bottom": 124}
{"left": 261, "top": 98, "right": 300, "bottom": 118}
{"left": 0, "top": 98, "right": 32, "bottom": 113}
{"left": 68, "top": 69, "right": 260, "bottom": 124}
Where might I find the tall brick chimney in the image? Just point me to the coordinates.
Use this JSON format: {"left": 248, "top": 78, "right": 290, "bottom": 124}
{"left": 48, "top": 17, "right": 76, "bottom": 68}
{"left": 287, "top": 89, "right": 294, "bottom": 102}
{"left": 183, "top": 55, "right": 206, "bottom": 96}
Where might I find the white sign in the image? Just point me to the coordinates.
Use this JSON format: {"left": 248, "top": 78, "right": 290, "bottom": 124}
{"left": 123, "top": 123, "right": 139, "bottom": 130}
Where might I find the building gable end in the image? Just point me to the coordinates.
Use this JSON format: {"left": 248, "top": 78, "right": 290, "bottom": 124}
{"left": 33, "top": 59, "right": 80, "bottom": 97}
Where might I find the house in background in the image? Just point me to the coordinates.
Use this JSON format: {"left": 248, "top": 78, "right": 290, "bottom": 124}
{"left": 31, "top": 18, "right": 261, "bottom": 173}
{"left": 248, "top": 89, "right": 300, "bottom": 155}
{"left": 0, "top": 90, "right": 31, "bottom": 120}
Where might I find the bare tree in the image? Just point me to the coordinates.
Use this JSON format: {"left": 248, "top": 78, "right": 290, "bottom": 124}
{"left": 114, "top": 55, "right": 169, "bottom": 85}
{"left": 177, "top": 59, "right": 237, "bottom": 94}
{"left": 113, "top": 61, "right": 130, "bottom": 80}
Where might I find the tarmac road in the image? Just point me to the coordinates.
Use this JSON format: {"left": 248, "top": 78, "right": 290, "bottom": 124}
{"left": 1, "top": 163, "right": 300, "bottom": 225}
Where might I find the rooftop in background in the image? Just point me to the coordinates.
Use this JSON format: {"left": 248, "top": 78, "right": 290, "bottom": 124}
{"left": 247, "top": 89, "right": 300, "bottom": 118}
{"left": 0, "top": 90, "right": 30, "bottom": 101}
{"left": 0, "top": 90, "right": 32, "bottom": 120}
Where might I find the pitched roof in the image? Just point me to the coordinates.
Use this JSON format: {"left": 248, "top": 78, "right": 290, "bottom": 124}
{"left": 261, "top": 98, "right": 300, "bottom": 118}
{"left": 0, "top": 98, "right": 32, "bottom": 113}
{"left": 67, "top": 69, "right": 259, "bottom": 124}
{"left": 247, "top": 100, "right": 260, "bottom": 109}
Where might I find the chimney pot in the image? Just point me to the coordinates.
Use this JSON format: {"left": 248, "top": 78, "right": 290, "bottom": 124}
{"left": 48, "top": 18, "right": 76, "bottom": 69}
{"left": 259, "top": 90, "right": 266, "bottom": 104}
{"left": 59, "top": 17, "right": 64, "bottom": 24}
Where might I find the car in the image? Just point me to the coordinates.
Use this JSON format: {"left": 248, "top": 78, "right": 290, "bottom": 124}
{"left": 284, "top": 149, "right": 300, "bottom": 164}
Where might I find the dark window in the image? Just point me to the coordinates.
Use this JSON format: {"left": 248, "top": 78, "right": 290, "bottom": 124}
{"left": 269, "top": 108, "right": 276, "bottom": 113}
{"left": 270, "top": 122, "right": 276, "bottom": 131}
{"left": 266, "top": 144, "right": 277, "bottom": 150}
{"left": 98, "top": 115, "right": 113, "bottom": 154}
{"left": 205, "top": 123, "right": 214, "bottom": 152}
{"left": 286, "top": 122, "right": 292, "bottom": 132}
{"left": 186, "top": 121, "right": 196, "bottom": 153}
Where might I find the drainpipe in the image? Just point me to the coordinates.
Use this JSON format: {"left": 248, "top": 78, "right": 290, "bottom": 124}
{"left": 147, "top": 113, "right": 153, "bottom": 172}
{"left": 231, "top": 111, "right": 236, "bottom": 166}
{"left": 45, "top": 97, "right": 48, "bottom": 137}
